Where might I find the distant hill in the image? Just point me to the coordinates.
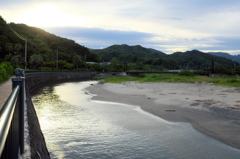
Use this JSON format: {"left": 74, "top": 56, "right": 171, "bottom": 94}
{"left": 93, "top": 44, "right": 238, "bottom": 71}
{"left": 208, "top": 52, "right": 240, "bottom": 63}
{"left": 168, "top": 50, "right": 238, "bottom": 70}
{"left": 147, "top": 48, "right": 166, "bottom": 55}
{"left": 92, "top": 44, "right": 166, "bottom": 62}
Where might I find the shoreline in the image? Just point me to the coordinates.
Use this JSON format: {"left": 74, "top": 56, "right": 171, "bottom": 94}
{"left": 86, "top": 82, "right": 240, "bottom": 150}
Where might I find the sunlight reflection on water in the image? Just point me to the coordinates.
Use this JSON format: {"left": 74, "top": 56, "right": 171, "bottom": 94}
{"left": 32, "top": 81, "right": 240, "bottom": 159}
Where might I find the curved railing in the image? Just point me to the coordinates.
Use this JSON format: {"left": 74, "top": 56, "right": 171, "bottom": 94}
{"left": 0, "top": 86, "right": 20, "bottom": 157}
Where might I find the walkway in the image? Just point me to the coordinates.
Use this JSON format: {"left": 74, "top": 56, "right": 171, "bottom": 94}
{"left": 0, "top": 78, "right": 12, "bottom": 110}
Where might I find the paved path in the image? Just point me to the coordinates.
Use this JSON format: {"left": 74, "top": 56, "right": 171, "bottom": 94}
{"left": 0, "top": 78, "right": 12, "bottom": 110}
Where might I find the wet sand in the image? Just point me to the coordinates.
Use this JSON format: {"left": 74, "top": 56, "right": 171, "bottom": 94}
{"left": 86, "top": 82, "right": 240, "bottom": 150}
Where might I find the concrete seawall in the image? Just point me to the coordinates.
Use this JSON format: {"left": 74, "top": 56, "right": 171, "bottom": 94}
{"left": 25, "top": 72, "right": 96, "bottom": 159}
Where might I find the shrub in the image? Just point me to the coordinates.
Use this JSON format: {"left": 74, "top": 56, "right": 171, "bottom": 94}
{"left": 39, "top": 67, "right": 53, "bottom": 70}
{"left": 235, "top": 66, "right": 240, "bottom": 75}
{"left": 0, "top": 62, "right": 13, "bottom": 83}
{"left": 178, "top": 70, "right": 195, "bottom": 76}
{"left": 226, "top": 79, "right": 239, "bottom": 83}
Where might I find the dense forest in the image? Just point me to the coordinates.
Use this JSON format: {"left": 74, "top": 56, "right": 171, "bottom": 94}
{"left": 0, "top": 15, "right": 239, "bottom": 74}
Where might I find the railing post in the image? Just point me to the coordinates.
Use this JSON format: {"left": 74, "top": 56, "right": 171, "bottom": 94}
{"left": 11, "top": 69, "right": 25, "bottom": 155}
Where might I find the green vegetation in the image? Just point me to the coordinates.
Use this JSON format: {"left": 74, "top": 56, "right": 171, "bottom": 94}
{"left": 178, "top": 70, "right": 195, "bottom": 76}
{"left": 100, "top": 76, "right": 140, "bottom": 84}
{"left": 100, "top": 73, "right": 240, "bottom": 87}
{"left": 92, "top": 46, "right": 239, "bottom": 73}
{"left": 0, "top": 62, "right": 13, "bottom": 83}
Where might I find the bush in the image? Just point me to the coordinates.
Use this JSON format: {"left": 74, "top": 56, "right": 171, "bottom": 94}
{"left": 226, "top": 79, "right": 239, "bottom": 83}
{"left": 235, "top": 66, "right": 240, "bottom": 75}
{"left": 0, "top": 62, "right": 13, "bottom": 83}
{"left": 178, "top": 70, "right": 195, "bottom": 76}
{"left": 39, "top": 67, "right": 53, "bottom": 70}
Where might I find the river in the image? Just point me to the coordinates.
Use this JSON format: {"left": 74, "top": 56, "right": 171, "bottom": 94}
{"left": 31, "top": 81, "right": 240, "bottom": 159}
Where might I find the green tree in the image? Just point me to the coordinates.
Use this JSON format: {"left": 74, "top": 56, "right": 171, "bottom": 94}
{"left": 109, "top": 58, "right": 123, "bottom": 72}
{"left": 72, "top": 54, "right": 82, "bottom": 68}
{"left": 10, "top": 55, "right": 22, "bottom": 68}
{"left": 14, "top": 43, "right": 22, "bottom": 53}
{"left": 235, "top": 66, "right": 240, "bottom": 75}
{"left": 5, "top": 43, "right": 13, "bottom": 55}
{"left": 30, "top": 54, "right": 43, "bottom": 69}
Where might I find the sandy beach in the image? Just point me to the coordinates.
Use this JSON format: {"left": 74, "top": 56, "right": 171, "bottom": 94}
{"left": 86, "top": 82, "right": 240, "bottom": 150}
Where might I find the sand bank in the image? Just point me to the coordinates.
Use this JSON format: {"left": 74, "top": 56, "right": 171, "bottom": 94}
{"left": 87, "top": 82, "right": 240, "bottom": 150}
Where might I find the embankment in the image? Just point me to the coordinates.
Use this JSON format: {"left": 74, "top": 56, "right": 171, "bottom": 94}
{"left": 25, "top": 72, "right": 96, "bottom": 159}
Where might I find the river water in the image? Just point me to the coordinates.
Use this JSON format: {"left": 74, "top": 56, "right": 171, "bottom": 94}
{"left": 32, "top": 81, "right": 240, "bottom": 159}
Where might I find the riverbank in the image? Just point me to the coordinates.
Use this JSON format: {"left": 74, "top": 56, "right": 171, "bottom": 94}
{"left": 86, "top": 82, "right": 240, "bottom": 150}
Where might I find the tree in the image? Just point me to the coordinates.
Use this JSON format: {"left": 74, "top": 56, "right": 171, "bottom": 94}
{"left": 109, "top": 58, "right": 124, "bottom": 72}
{"left": 30, "top": 54, "right": 43, "bottom": 69}
{"left": 14, "top": 43, "right": 22, "bottom": 53}
{"left": 72, "top": 54, "right": 82, "bottom": 68}
{"left": 235, "top": 66, "right": 240, "bottom": 75}
{"left": 10, "top": 55, "right": 22, "bottom": 68}
{"left": 5, "top": 43, "right": 13, "bottom": 55}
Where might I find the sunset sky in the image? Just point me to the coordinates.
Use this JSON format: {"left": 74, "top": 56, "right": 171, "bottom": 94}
{"left": 1, "top": 0, "right": 240, "bottom": 54}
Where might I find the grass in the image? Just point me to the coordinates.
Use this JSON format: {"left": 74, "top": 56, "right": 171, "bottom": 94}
{"left": 100, "top": 73, "right": 240, "bottom": 87}
{"left": 99, "top": 76, "right": 141, "bottom": 84}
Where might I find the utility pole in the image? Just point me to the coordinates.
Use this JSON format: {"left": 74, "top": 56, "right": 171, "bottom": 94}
{"left": 8, "top": 24, "right": 27, "bottom": 69}
{"left": 56, "top": 50, "right": 58, "bottom": 69}
{"left": 25, "top": 39, "right": 27, "bottom": 69}
{"left": 211, "top": 60, "right": 215, "bottom": 73}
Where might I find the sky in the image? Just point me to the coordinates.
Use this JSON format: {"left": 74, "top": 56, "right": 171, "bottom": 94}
{"left": 1, "top": 0, "right": 240, "bottom": 55}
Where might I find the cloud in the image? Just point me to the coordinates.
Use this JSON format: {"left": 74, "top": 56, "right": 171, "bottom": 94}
{"left": 44, "top": 26, "right": 240, "bottom": 55}
{"left": 1, "top": 0, "right": 240, "bottom": 55}
{"left": 44, "top": 27, "right": 155, "bottom": 49}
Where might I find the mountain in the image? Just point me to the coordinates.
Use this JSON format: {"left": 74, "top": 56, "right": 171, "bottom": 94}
{"left": 147, "top": 48, "right": 166, "bottom": 55}
{"left": 168, "top": 50, "right": 238, "bottom": 70}
{"left": 92, "top": 44, "right": 166, "bottom": 62}
{"left": 0, "top": 15, "right": 99, "bottom": 69}
{"left": 93, "top": 44, "right": 238, "bottom": 71}
{"left": 208, "top": 52, "right": 240, "bottom": 63}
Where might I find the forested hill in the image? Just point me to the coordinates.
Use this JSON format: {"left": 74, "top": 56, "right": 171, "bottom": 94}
{"left": 0, "top": 15, "right": 99, "bottom": 69}
{"left": 93, "top": 44, "right": 238, "bottom": 70}
{"left": 91, "top": 44, "right": 166, "bottom": 62}
{"left": 169, "top": 50, "right": 238, "bottom": 70}
{"left": 208, "top": 52, "right": 240, "bottom": 63}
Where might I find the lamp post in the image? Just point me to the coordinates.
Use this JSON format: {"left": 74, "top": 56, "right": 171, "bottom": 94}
{"left": 56, "top": 50, "right": 58, "bottom": 69}
{"left": 24, "top": 39, "right": 27, "bottom": 69}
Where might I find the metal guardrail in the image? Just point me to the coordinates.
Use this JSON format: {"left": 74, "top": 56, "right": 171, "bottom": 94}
{"left": 0, "top": 86, "right": 20, "bottom": 157}
{"left": 0, "top": 69, "right": 25, "bottom": 159}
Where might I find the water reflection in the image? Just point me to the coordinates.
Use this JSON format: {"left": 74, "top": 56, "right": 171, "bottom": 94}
{"left": 32, "top": 81, "right": 240, "bottom": 159}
